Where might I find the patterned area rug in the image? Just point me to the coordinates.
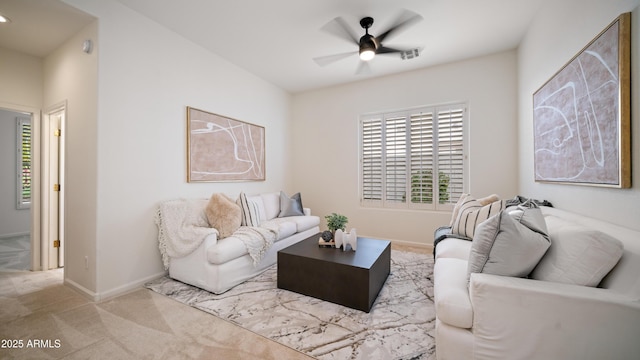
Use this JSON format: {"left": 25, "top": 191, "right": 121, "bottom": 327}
{"left": 146, "top": 250, "right": 436, "bottom": 360}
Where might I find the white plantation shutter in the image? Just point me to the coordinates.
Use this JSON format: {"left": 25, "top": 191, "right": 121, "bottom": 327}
{"left": 360, "top": 104, "right": 466, "bottom": 210}
{"left": 17, "top": 117, "right": 32, "bottom": 209}
{"left": 410, "top": 110, "right": 434, "bottom": 208}
{"left": 437, "top": 106, "right": 465, "bottom": 205}
{"left": 361, "top": 116, "right": 383, "bottom": 205}
{"left": 384, "top": 114, "right": 407, "bottom": 206}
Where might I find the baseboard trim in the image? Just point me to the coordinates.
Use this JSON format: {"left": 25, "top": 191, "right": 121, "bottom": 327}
{"left": 358, "top": 234, "right": 434, "bottom": 253}
{"left": 65, "top": 270, "right": 168, "bottom": 302}
{"left": 391, "top": 238, "right": 434, "bottom": 253}
{"left": 64, "top": 278, "right": 99, "bottom": 302}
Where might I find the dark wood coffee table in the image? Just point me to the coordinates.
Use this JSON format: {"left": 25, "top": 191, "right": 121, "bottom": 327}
{"left": 277, "top": 233, "right": 391, "bottom": 312}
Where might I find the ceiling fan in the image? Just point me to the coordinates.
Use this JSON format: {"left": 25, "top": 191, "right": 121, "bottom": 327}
{"left": 313, "top": 10, "right": 424, "bottom": 74}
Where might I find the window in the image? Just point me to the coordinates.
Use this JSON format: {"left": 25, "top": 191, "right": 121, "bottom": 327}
{"left": 17, "top": 117, "right": 31, "bottom": 210}
{"left": 360, "top": 104, "right": 467, "bottom": 211}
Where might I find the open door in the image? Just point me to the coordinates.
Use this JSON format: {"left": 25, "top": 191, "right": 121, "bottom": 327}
{"left": 42, "top": 105, "right": 65, "bottom": 269}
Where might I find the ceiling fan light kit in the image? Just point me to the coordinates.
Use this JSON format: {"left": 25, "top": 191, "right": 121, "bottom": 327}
{"left": 313, "top": 10, "right": 423, "bottom": 74}
{"left": 358, "top": 17, "right": 377, "bottom": 61}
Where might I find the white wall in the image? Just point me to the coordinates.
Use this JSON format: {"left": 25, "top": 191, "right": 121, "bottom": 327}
{"left": 0, "top": 48, "right": 43, "bottom": 109}
{"left": 518, "top": 0, "right": 640, "bottom": 230}
{"left": 44, "top": 20, "right": 99, "bottom": 292}
{"left": 63, "top": 0, "right": 293, "bottom": 299}
{"left": 292, "top": 51, "right": 519, "bottom": 245}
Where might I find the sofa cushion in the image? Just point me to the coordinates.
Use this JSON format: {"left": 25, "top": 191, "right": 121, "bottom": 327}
{"left": 286, "top": 215, "right": 320, "bottom": 233}
{"left": 261, "top": 192, "right": 281, "bottom": 220}
{"left": 207, "top": 235, "right": 249, "bottom": 264}
{"left": 434, "top": 257, "right": 473, "bottom": 329}
{"left": 435, "top": 237, "right": 473, "bottom": 261}
{"left": 531, "top": 217, "right": 624, "bottom": 287}
{"left": 206, "top": 193, "right": 242, "bottom": 239}
{"left": 274, "top": 220, "right": 297, "bottom": 240}
{"left": 278, "top": 191, "right": 304, "bottom": 217}
{"left": 452, "top": 196, "right": 505, "bottom": 238}
{"left": 467, "top": 206, "right": 550, "bottom": 279}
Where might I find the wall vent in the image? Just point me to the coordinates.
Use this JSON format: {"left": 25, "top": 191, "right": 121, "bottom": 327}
{"left": 401, "top": 48, "right": 420, "bottom": 60}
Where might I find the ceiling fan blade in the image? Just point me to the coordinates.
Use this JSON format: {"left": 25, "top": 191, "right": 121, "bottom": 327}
{"left": 355, "top": 61, "right": 372, "bottom": 75}
{"left": 376, "top": 46, "right": 403, "bottom": 55}
{"left": 375, "top": 10, "right": 423, "bottom": 44}
{"left": 313, "top": 51, "right": 358, "bottom": 67}
{"left": 320, "top": 16, "right": 360, "bottom": 45}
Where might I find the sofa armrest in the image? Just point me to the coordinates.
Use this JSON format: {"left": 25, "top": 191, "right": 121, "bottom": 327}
{"left": 303, "top": 207, "right": 311, "bottom": 216}
{"left": 469, "top": 273, "right": 640, "bottom": 360}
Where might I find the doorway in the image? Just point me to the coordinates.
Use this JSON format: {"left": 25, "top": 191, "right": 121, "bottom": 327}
{"left": 0, "top": 108, "right": 32, "bottom": 271}
{"left": 0, "top": 103, "right": 65, "bottom": 271}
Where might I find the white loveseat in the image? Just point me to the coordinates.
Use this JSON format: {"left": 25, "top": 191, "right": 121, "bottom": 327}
{"left": 434, "top": 206, "right": 640, "bottom": 360}
{"left": 160, "top": 192, "right": 320, "bottom": 294}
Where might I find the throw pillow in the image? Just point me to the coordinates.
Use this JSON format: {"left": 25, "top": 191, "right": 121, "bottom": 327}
{"left": 237, "top": 192, "right": 262, "bottom": 227}
{"left": 449, "top": 193, "right": 470, "bottom": 227}
{"left": 206, "top": 193, "right": 242, "bottom": 239}
{"left": 452, "top": 196, "right": 505, "bottom": 238}
{"left": 278, "top": 191, "right": 304, "bottom": 217}
{"left": 467, "top": 206, "right": 550, "bottom": 280}
{"left": 477, "top": 194, "right": 500, "bottom": 206}
{"left": 530, "top": 218, "right": 624, "bottom": 287}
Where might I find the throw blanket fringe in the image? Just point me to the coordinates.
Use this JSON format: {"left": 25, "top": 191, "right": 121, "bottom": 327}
{"left": 234, "top": 221, "right": 279, "bottom": 266}
{"left": 155, "top": 199, "right": 217, "bottom": 269}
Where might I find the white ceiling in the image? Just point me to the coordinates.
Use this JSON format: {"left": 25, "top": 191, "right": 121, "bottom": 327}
{"left": 0, "top": 0, "right": 546, "bottom": 93}
{"left": 0, "top": 0, "right": 95, "bottom": 57}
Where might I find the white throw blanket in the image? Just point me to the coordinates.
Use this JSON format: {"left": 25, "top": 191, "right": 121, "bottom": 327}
{"left": 234, "top": 221, "right": 279, "bottom": 266}
{"left": 155, "top": 199, "right": 217, "bottom": 269}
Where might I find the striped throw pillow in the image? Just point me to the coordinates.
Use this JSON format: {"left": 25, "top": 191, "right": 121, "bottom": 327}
{"left": 449, "top": 193, "right": 470, "bottom": 227}
{"left": 452, "top": 197, "right": 505, "bottom": 238}
{"left": 237, "top": 192, "right": 261, "bottom": 227}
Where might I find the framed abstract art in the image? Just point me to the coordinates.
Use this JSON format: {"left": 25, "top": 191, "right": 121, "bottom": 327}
{"left": 533, "top": 13, "right": 631, "bottom": 188}
{"left": 187, "top": 107, "right": 265, "bottom": 182}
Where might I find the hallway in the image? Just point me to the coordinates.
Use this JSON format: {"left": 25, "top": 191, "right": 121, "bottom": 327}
{"left": 0, "top": 234, "right": 30, "bottom": 271}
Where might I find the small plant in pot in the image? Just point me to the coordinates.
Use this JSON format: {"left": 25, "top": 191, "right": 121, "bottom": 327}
{"left": 325, "top": 213, "right": 348, "bottom": 240}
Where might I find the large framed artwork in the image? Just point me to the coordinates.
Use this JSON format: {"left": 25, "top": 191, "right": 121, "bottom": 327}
{"left": 187, "top": 107, "right": 265, "bottom": 182}
{"left": 533, "top": 13, "right": 631, "bottom": 188}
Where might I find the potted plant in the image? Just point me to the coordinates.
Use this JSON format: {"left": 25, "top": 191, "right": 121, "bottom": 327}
{"left": 325, "top": 213, "right": 348, "bottom": 237}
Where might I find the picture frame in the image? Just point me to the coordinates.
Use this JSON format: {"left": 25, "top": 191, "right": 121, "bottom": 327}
{"left": 186, "top": 107, "right": 265, "bottom": 182}
{"left": 532, "top": 13, "right": 631, "bottom": 188}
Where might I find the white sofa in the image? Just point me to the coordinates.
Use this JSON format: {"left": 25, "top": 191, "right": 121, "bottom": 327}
{"left": 167, "top": 192, "right": 320, "bottom": 294}
{"left": 434, "top": 206, "right": 640, "bottom": 360}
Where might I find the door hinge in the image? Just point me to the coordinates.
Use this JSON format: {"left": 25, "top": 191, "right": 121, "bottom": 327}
{"left": 54, "top": 184, "right": 61, "bottom": 192}
{"left": 54, "top": 129, "right": 61, "bottom": 137}
{"left": 53, "top": 240, "right": 60, "bottom": 248}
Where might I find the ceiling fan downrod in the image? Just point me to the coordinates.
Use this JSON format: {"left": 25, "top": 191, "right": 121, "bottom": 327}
{"left": 359, "top": 17, "right": 376, "bottom": 61}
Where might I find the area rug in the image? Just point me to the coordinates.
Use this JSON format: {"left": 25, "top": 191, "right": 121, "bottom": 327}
{"left": 145, "top": 250, "right": 436, "bottom": 360}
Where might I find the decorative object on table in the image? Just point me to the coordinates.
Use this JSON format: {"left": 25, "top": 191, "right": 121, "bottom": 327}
{"left": 335, "top": 228, "right": 357, "bottom": 251}
{"left": 186, "top": 106, "right": 265, "bottom": 182}
{"left": 532, "top": 13, "right": 631, "bottom": 188}
{"left": 318, "top": 238, "right": 335, "bottom": 247}
{"left": 318, "top": 230, "right": 335, "bottom": 247}
{"left": 325, "top": 212, "right": 348, "bottom": 235}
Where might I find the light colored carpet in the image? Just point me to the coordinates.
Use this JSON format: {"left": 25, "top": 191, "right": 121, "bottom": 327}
{"left": 146, "top": 250, "right": 436, "bottom": 360}
{"left": 0, "top": 234, "right": 31, "bottom": 271}
{"left": 0, "top": 268, "right": 313, "bottom": 359}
